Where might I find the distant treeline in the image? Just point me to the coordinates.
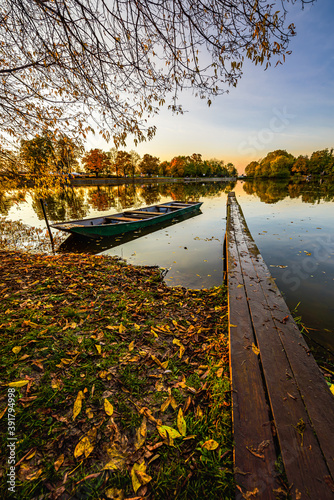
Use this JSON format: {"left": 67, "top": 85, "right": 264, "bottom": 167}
{"left": 0, "top": 133, "right": 238, "bottom": 180}
{"left": 245, "top": 149, "right": 334, "bottom": 178}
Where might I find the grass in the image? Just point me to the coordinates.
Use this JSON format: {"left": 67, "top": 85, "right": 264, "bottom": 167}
{"left": 0, "top": 251, "right": 233, "bottom": 499}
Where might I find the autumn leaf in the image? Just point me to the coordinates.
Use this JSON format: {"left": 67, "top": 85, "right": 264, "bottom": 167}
{"left": 103, "top": 448, "right": 127, "bottom": 471}
{"left": 0, "top": 406, "right": 8, "bottom": 420}
{"left": 251, "top": 343, "right": 260, "bottom": 356}
{"left": 157, "top": 425, "right": 181, "bottom": 446}
{"left": 104, "top": 398, "right": 114, "bottom": 416}
{"left": 202, "top": 439, "right": 219, "bottom": 450}
{"left": 54, "top": 454, "right": 64, "bottom": 471}
{"left": 12, "top": 346, "right": 22, "bottom": 354}
{"left": 131, "top": 461, "right": 152, "bottom": 494}
{"left": 134, "top": 416, "right": 147, "bottom": 450}
{"left": 73, "top": 390, "right": 84, "bottom": 420}
{"left": 177, "top": 408, "right": 187, "bottom": 436}
{"left": 105, "top": 487, "right": 125, "bottom": 500}
{"left": 26, "top": 468, "right": 43, "bottom": 481}
{"left": 8, "top": 380, "right": 29, "bottom": 388}
{"left": 74, "top": 431, "right": 95, "bottom": 459}
{"left": 95, "top": 344, "right": 102, "bottom": 355}
{"left": 128, "top": 340, "right": 135, "bottom": 351}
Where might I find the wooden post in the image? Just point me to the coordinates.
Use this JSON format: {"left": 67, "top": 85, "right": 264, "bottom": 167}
{"left": 40, "top": 199, "right": 55, "bottom": 253}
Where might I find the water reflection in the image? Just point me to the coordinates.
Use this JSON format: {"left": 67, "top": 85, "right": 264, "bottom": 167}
{"left": 242, "top": 177, "right": 334, "bottom": 204}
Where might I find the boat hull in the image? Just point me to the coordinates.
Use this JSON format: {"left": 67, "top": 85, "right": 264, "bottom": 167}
{"left": 51, "top": 201, "right": 202, "bottom": 239}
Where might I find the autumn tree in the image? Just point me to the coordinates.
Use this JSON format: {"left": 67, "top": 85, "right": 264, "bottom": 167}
{"left": 20, "top": 135, "right": 57, "bottom": 176}
{"left": 112, "top": 151, "right": 132, "bottom": 177}
{"left": 308, "top": 149, "right": 334, "bottom": 175}
{"left": 54, "top": 136, "right": 84, "bottom": 174}
{"left": 0, "top": 0, "right": 312, "bottom": 147}
{"left": 139, "top": 154, "right": 160, "bottom": 176}
{"left": 82, "top": 149, "right": 111, "bottom": 177}
{"left": 292, "top": 155, "right": 310, "bottom": 175}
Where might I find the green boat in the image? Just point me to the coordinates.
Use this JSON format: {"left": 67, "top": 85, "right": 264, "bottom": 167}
{"left": 50, "top": 200, "right": 203, "bottom": 239}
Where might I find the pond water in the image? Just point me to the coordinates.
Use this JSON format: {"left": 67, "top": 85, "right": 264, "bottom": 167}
{"left": 1, "top": 178, "right": 334, "bottom": 361}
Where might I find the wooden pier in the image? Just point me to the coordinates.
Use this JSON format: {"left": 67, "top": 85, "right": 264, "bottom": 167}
{"left": 225, "top": 192, "right": 334, "bottom": 499}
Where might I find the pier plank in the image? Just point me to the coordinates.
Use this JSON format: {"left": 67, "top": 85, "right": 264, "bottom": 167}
{"left": 226, "top": 193, "right": 334, "bottom": 499}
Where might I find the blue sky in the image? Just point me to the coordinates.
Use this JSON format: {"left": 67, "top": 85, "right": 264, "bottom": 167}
{"left": 87, "top": 0, "right": 334, "bottom": 173}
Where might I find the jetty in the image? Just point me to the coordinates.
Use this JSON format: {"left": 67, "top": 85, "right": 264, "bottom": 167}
{"left": 225, "top": 192, "right": 334, "bottom": 499}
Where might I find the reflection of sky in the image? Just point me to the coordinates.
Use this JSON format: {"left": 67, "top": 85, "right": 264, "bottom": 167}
{"left": 86, "top": 0, "right": 334, "bottom": 172}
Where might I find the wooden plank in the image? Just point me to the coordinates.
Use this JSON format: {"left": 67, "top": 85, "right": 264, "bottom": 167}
{"left": 106, "top": 216, "right": 143, "bottom": 222}
{"left": 227, "top": 193, "right": 334, "bottom": 499}
{"left": 226, "top": 198, "right": 280, "bottom": 499}
{"left": 230, "top": 203, "right": 333, "bottom": 499}
{"left": 243, "top": 220, "right": 334, "bottom": 480}
{"left": 127, "top": 211, "right": 162, "bottom": 216}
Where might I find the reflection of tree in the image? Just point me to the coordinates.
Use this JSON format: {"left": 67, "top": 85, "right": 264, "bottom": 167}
{"left": 158, "top": 181, "right": 235, "bottom": 200}
{"left": 244, "top": 178, "right": 334, "bottom": 204}
{"left": 87, "top": 187, "right": 114, "bottom": 211}
{"left": 140, "top": 184, "right": 161, "bottom": 205}
{"left": 0, "top": 188, "right": 27, "bottom": 215}
{"left": 115, "top": 184, "right": 138, "bottom": 209}
{"left": 31, "top": 187, "right": 89, "bottom": 222}
{"left": 243, "top": 179, "right": 289, "bottom": 203}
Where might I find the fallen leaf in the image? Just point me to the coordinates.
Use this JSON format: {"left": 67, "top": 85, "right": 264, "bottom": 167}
{"left": 134, "top": 416, "right": 147, "bottom": 450}
{"left": 177, "top": 408, "right": 187, "bottom": 437}
{"left": 26, "top": 468, "right": 43, "bottom": 481}
{"left": 54, "top": 454, "right": 64, "bottom": 471}
{"left": 12, "top": 346, "right": 22, "bottom": 354}
{"left": 131, "top": 461, "right": 152, "bottom": 494}
{"left": 103, "top": 449, "right": 127, "bottom": 470}
{"left": 73, "top": 391, "right": 84, "bottom": 421}
{"left": 105, "top": 487, "right": 125, "bottom": 500}
{"left": 202, "top": 439, "right": 219, "bottom": 450}
{"left": 128, "top": 340, "right": 135, "bottom": 351}
{"left": 104, "top": 398, "right": 114, "bottom": 416}
{"left": 74, "top": 435, "right": 94, "bottom": 459}
{"left": 251, "top": 343, "right": 260, "bottom": 356}
{"left": 8, "top": 380, "right": 29, "bottom": 388}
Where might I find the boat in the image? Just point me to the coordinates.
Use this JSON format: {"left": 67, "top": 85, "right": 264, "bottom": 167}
{"left": 50, "top": 200, "right": 203, "bottom": 239}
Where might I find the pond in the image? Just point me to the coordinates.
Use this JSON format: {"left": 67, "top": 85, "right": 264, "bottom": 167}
{"left": 1, "top": 177, "right": 334, "bottom": 362}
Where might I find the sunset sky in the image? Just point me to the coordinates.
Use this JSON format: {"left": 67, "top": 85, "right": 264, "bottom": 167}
{"left": 87, "top": 0, "right": 334, "bottom": 173}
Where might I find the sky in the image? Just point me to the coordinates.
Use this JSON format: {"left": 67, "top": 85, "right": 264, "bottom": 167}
{"left": 86, "top": 0, "right": 334, "bottom": 173}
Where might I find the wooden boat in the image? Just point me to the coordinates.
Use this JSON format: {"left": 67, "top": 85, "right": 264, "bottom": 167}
{"left": 50, "top": 200, "right": 203, "bottom": 238}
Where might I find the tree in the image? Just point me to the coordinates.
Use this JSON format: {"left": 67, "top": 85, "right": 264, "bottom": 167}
{"left": 139, "top": 154, "right": 160, "bottom": 176}
{"left": 82, "top": 149, "right": 111, "bottom": 177}
{"left": 308, "top": 149, "right": 334, "bottom": 175}
{"left": 54, "top": 135, "right": 84, "bottom": 173}
{"left": 20, "top": 135, "right": 57, "bottom": 176}
{"left": 0, "top": 0, "right": 312, "bottom": 147}
{"left": 113, "top": 151, "right": 132, "bottom": 177}
{"left": 292, "top": 155, "right": 310, "bottom": 175}
{"left": 245, "top": 161, "right": 259, "bottom": 177}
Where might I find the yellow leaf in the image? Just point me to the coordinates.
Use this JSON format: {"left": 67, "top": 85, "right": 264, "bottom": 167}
{"left": 330, "top": 384, "right": 334, "bottom": 396}
{"left": 128, "top": 341, "right": 135, "bottom": 351}
{"left": 19, "top": 354, "right": 30, "bottom": 361}
{"left": 202, "top": 439, "right": 219, "bottom": 450}
{"left": 161, "top": 397, "right": 171, "bottom": 412}
{"left": 104, "top": 398, "right": 114, "bottom": 416}
{"left": 95, "top": 344, "right": 102, "bottom": 355}
{"left": 74, "top": 435, "right": 94, "bottom": 458}
{"left": 26, "top": 468, "right": 43, "bottom": 481}
{"left": 131, "top": 461, "right": 152, "bottom": 494}
{"left": 73, "top": 391, "right": 84, "bottom": 421}
{"left": 177, "top": 408, "right": 187, "bottom": 436}
{"left": 151, "top": 354, "right": 164, "bottom": 368}
{"left": 134, "top": 416, "right": 147, "bottom": 450}
{"left": 26, "top": 450, "right": 36, "bottom": 460}
{"left": 98, "top": 370, "right": 109, "bottom": 379}
{"left": 252, "top": 343, "right": 260, "bottom": 356}
{"left": 86, "top": 407, "right": 94, "bottom": 419}
{"left": 173, "top": 338, "right": 182, "bottom": 347}
{"left": 105, "top": 487, "right": 125, "bottom": 500}
{"left": 54, "top": 454, "right": 64, "bottom": 471}
{"left": 157, "top": 425, "right": 181, "bottom": 446}
{"left": 12, "top": 346, "right": 22, "bottom": 354}
{"left": 230, "top": 324, "right": 238, "bottom": 328}
{"left": 103, "top": 449, "right": 127, "bottom": 470}
{"left": 8, "top": 380, "right": 28, "bottom": 388}
{"left": 119, "top": 323, "right": 125, "bottom": 334}
{"left": 161, "top": 360, "right": 169, "bottom": 369}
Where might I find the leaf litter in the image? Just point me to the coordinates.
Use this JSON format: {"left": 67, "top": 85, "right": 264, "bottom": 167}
{"left": 0, "top": 251, "right": 233, "bottom": 499}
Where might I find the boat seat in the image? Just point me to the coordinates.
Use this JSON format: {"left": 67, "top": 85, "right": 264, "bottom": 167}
{"left": 127, "top": 211, "right": 161, "bottom": 216}
{"left": 158, "top": 205, "right": 182, "bottom": 209}
{"left": 105, "top": 216, "right": 140, "bottom": 222}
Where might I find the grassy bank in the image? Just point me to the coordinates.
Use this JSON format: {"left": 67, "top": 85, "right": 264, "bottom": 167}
{"left": 0, "top": 251, "right": 233, "bottom": 499}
